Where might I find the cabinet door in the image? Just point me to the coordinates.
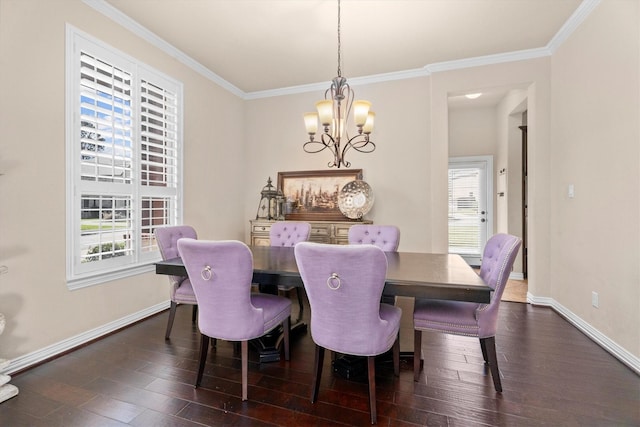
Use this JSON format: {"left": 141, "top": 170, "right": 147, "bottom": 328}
{"left": 333, "top": 223, "right": 352, "bottom": 244}
{"left": 252, "top": 236, "right": 271, "bottom": 246}
{"left": 309, "top": 223, "right": 331, "bottom": 243}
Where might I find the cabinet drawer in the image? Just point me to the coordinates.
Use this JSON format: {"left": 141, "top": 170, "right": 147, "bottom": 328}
{"left": 252, "top": 224, "right": 271, "bottom": 234}
{"left": 310, "top": 225, "right": 330, "bottom": 237}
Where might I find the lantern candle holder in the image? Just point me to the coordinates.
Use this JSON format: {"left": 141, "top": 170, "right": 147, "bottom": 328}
{"left": 255, "top": 177, "right": 283, "bottom": 220}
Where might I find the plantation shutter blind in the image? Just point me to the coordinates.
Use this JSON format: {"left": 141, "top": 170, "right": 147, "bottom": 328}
{"left": 79, "top": 53, "right": 133, "bottom": 184}
{"left": 77, "top": 51, "right": 135, "bottom": 269}
{"left": 138, "top": 75, "right": 180, "bottom": 254}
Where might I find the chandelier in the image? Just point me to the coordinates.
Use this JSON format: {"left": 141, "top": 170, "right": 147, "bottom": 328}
{"left": 302, "top": 0, "right": 376, "bottom": 168}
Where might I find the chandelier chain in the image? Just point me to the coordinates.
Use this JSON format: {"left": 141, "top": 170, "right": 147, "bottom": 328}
{"left": 337, "top": 0, "right": 341, "bottom": 77}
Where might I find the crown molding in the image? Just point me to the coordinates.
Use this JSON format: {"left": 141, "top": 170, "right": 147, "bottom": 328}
{"left": 547, "top": 0, "right": 601, "bottom": 53}
{"left": 426, "top": 47, "right": 553, "bottom": 74}
{"left": 84, "top": 0, "right": 600, "bottom": 100}
{"left": 244, "top": 67, "right": 430, "bottom": 100}
{"left": 82, "top": 0, "right": 245, "bottom": 98}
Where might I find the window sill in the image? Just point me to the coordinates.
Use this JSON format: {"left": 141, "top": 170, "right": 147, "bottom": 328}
{"left": 67, "top": 263, "right": 157, "bottom": 291}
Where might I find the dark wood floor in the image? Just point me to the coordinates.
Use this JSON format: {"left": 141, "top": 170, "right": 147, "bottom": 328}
{"left": 1, "top": 299, "right": 638, "bottom": 426}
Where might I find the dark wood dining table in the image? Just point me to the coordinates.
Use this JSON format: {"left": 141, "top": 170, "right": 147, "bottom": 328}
{"left": 155, "top": 245, "right": 490, "bottom": 302}
{"left": 155, "top": 245, "right": 490, "bottom": 362}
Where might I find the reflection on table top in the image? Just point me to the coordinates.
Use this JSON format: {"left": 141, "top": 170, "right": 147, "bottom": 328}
{"left": 155, "top": 245, "right": 491, "bottom": 304}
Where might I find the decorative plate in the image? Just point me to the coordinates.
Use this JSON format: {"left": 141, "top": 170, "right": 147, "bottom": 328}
{"left": 338, "top": 180, "right": 374, "bottom": 219}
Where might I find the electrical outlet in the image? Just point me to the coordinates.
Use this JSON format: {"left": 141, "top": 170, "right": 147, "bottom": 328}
{"left": 592, "top": 291, "right": 599, "bottom": 308}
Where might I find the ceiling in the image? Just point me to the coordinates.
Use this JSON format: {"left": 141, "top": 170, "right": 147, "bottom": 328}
{"left": 101, "top": 0, "right": 588, "bottom": 105}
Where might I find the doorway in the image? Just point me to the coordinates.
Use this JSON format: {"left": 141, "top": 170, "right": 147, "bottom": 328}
{"left": 448, "top": 156, "right": 493, "bottom": 267}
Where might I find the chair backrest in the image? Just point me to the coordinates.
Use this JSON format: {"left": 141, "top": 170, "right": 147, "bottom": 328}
{"left": 294, "top": 242, "right": 393, "bottom": 356}
{"left": 348, "top": 224, "right": 400, "bottom": 252}
{"left": 177, "top": 239, "right": 265, "bottom": 341}
{"left": 155, "top": 225, "right": 198, "bottom": 289}
{"left": 476, "top": 233, "right": 522, "bottom": 336}
{"left": 269, "top": 221, "right": 311, "bottom": 246}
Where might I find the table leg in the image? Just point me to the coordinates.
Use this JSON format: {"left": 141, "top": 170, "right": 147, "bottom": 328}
{"left": 254, "top": 275, "right": 307, "bottom": 363}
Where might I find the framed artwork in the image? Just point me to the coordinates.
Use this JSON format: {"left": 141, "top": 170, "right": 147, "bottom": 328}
{"left": 277, "top": 169, "right": 363, "bottom": 221}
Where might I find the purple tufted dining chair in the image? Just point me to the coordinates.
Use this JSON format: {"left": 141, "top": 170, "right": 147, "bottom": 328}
{"left": 154, "top": 225, "right": 199, "bottom": 340}
{"left": 269, "top": 221, "right": 311, "bottom": 323}
{"left": 269, "top": 221, "right": 311, "bottom": 247}
{"left": 413, "top": 233, "right": 522, "bottom": 392}
{"left": 349, "top": 224, "right": 400, "bottom": 307}
{"left": 177, "top": 239, "right": 291, "bottom": 401}
{"left": 295, "top": 242, "right": 401, "bottom": 424}
{"left": 348, "top": 224, "right": 401, "bottom": 252}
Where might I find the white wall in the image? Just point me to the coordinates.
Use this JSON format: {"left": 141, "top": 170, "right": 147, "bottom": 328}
{"left": 0, "top": 0, "right": 245, "bottom": 362}
{"left": 449, "top": 107, "right": 498, "bottom": 158}
{"left": 244, "top": 77, "right": 436, "bottom": 253}
{"left": 549, "top": 0, "right": 639, "bottom": 358}
{"left": 496, "top": 90, "right": 528, "bottom": 273}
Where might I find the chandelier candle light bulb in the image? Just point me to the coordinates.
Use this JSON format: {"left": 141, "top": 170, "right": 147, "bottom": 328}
{"left": 363, "top": 112, "right": 375, "bottom": 134}
{"left": 304, "top": 113, "right": 318, "bottom": 136}
{"left": 353, "top": 100, "right": 371, "bottom": 127}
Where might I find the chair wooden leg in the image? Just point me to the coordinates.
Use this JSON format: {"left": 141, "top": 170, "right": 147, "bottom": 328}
{"left": 195, "top": 334, "right": 209, "bottom": 388}
{"left": 481, "top": 336, "right": 502, "bottom": 392}
{"left": 283, "top": 316, "right": 291, "bottom": 361}
{"left": 241, "top": 340, "right": 249, "bottom": 401}
{"left": 311, "top": 345, "right": 324, "bottom": 403}
{"left": 295, "top": 288, "right": 305, "bottom": 324}
{"left": 165, "top": 301, "right": 178, "bottom": 340}
{"left": 367, "top": 356, "right": 377, "bottom": 424}
{"left": 480, "top": 336, "right": 489, "bottom": 363}
{"left": 191, "top": 304, "right": 198, "bottom": 323}
{"left": 413, "top": 329, "right": 422, "bottom": 382}
{"left": 393, "top": 333, "right": 400, "bottom": 377}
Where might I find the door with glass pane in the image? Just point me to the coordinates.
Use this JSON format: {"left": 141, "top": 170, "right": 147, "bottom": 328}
{"left": 448, "top": 157, "right": 492, "bottom": 266}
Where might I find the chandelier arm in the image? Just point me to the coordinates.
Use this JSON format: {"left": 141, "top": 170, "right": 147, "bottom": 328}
{"left": 349, "top": 140, "right": 376, "bottom": 153}
{"left": 303, "top": 135, "right": 334, "bottom": 154}
{"left": 343, "top": 134, "right": 376, "bottom": 154}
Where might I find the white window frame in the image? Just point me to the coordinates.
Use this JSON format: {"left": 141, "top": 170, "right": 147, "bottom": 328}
{"left": 65, "top": 25, "right": 183, "bottom": 289}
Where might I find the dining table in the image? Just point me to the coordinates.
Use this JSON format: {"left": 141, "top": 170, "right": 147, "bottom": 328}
{"left": 155, "top": 245, "right": 490, "bottom": 362}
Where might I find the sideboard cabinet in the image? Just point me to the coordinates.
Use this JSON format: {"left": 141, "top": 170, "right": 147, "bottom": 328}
{"left": 250, "top": 219, "right": 372, "bottom": 246}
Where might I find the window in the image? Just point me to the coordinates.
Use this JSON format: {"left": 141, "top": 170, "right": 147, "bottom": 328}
{"left": 66, "top": 26, "right": 183, "bottom": 289}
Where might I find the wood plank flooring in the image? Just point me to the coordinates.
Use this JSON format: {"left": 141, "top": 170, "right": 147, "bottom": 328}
{"left": 1, "top": 300, "right": 638, "bottom": 426}
{"left": 501, "top": 277, "right": 528, "bottom": 303}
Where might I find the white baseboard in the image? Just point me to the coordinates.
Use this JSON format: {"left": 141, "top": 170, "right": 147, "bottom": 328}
{"left": 528, "top": 293, "right": 640, "bottom": 376}
{"left": 4, "top": 296, "right": 638, "bottom": 379}
{"left": 509, "top": 272, "right": 525, "bottom": 280}
{"left": 2, "top": 301, "right": 169, "bottom": 375}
